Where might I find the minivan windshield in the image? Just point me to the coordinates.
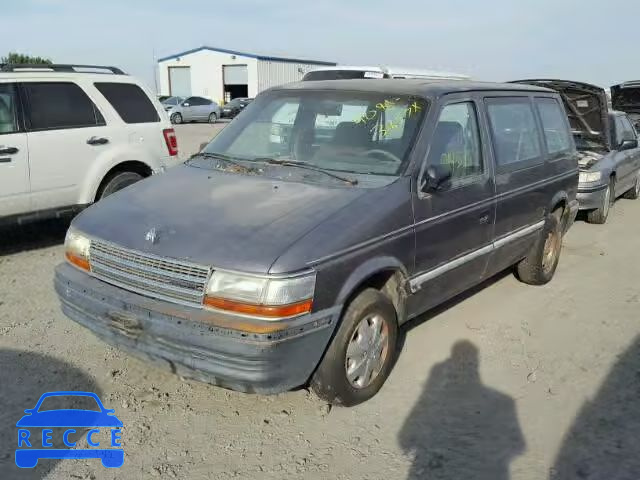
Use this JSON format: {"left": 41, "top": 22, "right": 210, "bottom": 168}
{"left": 200, "top": 90, "right": 427, "bottom": 179}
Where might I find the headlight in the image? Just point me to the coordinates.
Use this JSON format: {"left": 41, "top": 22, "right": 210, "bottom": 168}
{"left": 579, "top": 171, "right": 603, "bottom": 183}
{"left": 204, "top": 270, "right": 316, "bottom": 319}
{"left": 64, "top": 228, "right": 91, "bottom": 271}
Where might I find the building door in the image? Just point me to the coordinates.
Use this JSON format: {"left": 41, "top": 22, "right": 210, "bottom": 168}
{"left": 169, "top": 67, "right": 192, "bottom": 97}
{"left": 223, "top": 65, "right": 248, "bottom": 102}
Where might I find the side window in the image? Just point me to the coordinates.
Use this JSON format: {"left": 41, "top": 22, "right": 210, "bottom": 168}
{"left": 535, "top": 97, "right": 572, "bottom": 155}
{"left": 427, "top": 102, "right": 483, "bottom": 180}
{"left": 184, "top": 97, "right": 196, "bottom": 105}
{"left": 23, "top": 82, "right": 105, "bottom": 131}
{"left": 620, "top": 116, "right": 636, "bottom": 141}
{"left": 94, "top": 83, "right": 160, "bottom": 124}
{"left": 614, "top": 116, "right": 627, "bottom": 145}
{"left": 0, "top": 84, "right": 19, "bottom": 134}
{"left": 486, "top": 97, "right": 542, "bottom": 167}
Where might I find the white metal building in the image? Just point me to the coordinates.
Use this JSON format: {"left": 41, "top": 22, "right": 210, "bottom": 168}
{"left": 157, "top": 46, "right": 336, "bottom": 103}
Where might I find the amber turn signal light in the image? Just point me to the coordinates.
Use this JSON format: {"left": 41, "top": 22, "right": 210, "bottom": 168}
{"left": 65, "top": 252, "right": 90, "bottom": 271}
{"left": 203, "top": 296, "right": 312, "bottom": 319}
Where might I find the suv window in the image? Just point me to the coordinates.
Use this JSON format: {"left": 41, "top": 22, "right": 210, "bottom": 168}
{"left": 428, "top": 102, "right": 482, "bottom": 180}
{"left": 535, "top": 97, "right": 572, "bottom": 155}
{"left": 23, "top": 82, "right": 105, "bottom": 131}
{"left": 0, "top": 84, "right": 18, "bottom": 134}
{"left": 486, "top": 97, "right": 541, "bottom": 167}
{"left": 94, "top": 82, "right": 160, "bottom": 124}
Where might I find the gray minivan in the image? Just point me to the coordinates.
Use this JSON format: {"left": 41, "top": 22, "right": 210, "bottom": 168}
{"left": 55, "top": 80, "right": 578, "bottom": 405}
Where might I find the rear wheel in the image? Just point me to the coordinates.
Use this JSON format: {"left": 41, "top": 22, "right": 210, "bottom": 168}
{"left": 171, "top": 113, "right": 182, "bottom": 124}
{"left": 311, "top": 288, "right": 398, "bottom": 406}
{"left": 516, "top": 210, "right": 563, "bottom": 285}
{"left": 587, "top": 178, "right": 614, "bottom": 224}
{"left": 208, "top": 112, "right": 217, "bottom": 123}
{"left": 97, "top": 171, "right": 143, "bottom": 200}
{"left": 623, "top": 173, "right": 640, "bottom": 200}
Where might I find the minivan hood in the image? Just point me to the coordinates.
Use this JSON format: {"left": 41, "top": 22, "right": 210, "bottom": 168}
{"left": 611, "top": 81, "right": 640, "bottom": 114}
{"left": 73, "top": 165, "right": 365, "bottom": 273}
{"left": 511, "top": 79, "right": 611, "bottom": 150}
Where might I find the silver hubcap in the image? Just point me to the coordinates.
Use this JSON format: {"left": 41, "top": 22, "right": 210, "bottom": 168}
{"left": 345, "top": 314, "right": 389, "bottom": 389}
{"left": 603, "top": 186, "right": 611, "bottom": 216}
{"left": 542, "top": 229, "right": 560, "bottom": 274}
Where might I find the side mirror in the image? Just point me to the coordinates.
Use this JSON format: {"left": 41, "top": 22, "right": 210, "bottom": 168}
{"left": 422, "top": 164, "right": 453, "bottom": 192}
{"left": 620, "top": 139, "right": 638, "bottom": 151}
{"left": 182, "top": 102, "right": 190, "bottom": 107}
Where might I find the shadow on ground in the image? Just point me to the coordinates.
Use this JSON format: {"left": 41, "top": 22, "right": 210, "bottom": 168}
{"left": 551, "top": 334, "right": 640, "bottom": 479}
{"left": 0, "top": 349, "right": 100, "bottom": 479}
{"left": 0, "top": 218, "right": 71, "bottom": 256}
{"left": 399, "top": 341, "right": 525, "bottom": 480}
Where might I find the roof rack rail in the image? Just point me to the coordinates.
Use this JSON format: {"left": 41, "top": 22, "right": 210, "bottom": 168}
{"left": 0, "top": 64, "right": 126, "bottom": 74}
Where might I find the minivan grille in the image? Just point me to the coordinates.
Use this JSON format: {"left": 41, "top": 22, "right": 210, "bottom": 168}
{"left": 89, "top": 241, "right": 211, "bottom": 306}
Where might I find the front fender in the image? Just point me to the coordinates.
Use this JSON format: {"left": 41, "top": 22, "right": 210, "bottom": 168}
{"left": 335, "top": 256, "right": 409, "bottom": 306}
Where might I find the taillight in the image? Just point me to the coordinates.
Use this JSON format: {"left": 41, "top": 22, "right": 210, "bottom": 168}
{"left": 163, "top": 128, "right": 178, "bottom": 156}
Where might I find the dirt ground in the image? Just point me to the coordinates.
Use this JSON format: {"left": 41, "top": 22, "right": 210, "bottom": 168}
{"left": 1, "top": 124, "right": 639, "bottom": 479}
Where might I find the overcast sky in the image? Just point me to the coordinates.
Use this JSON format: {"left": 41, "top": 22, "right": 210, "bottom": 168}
{"left": 3, "top": 0, "right": 639, "bottom": 92}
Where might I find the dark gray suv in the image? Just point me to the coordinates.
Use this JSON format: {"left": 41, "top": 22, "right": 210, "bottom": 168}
{"left": 55, "top": 80, "right": 579, "bottom": 405}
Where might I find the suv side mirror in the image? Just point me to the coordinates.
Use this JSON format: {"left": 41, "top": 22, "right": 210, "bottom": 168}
{"left": 620, "top": 139, "right": 638, "bottom": 151}
{"left": 421, "top": 164, "right": 453, "bottom": 192}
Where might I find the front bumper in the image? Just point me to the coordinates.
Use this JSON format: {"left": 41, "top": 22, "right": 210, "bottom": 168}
{"left": 54, "top": 263, "right": 339, "bottom": 394}
{"left": 577, "top": 183, "right": 608, "bottom": 210}
{"left": 219, "top": 110, "right": 235, "bottom": 118}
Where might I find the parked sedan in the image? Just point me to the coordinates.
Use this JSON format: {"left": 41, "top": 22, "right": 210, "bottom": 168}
{"left": 167, "top": 96, "right": 220, "bottom": 124}
{"left": 513, "top": 79, "right": 640, "bottom": 224}
{"left": 220, "top": 98, "right": 253, "bottom": 119}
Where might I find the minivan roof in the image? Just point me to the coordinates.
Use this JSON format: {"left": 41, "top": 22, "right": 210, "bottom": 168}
{"left": 277, "top": 79, "right": 554, "bottom": 96}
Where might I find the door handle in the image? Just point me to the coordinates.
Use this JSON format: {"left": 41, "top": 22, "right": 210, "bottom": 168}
{"left": 0, "top": 157, "right": 11, "bottom": 163}
{"left": 0, "top": 146, "right": 18, "bottom": 155}
{"left": 479, "top": 215, "right": 490, "bottom": 224}
{"left": 87, "top": 137, "right": 109, "bottom": 146}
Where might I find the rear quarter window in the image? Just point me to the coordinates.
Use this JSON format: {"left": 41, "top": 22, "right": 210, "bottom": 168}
{"left": 94, "top": 82, "right": 160, "bottom": 124}
{"left": 534, "top": 97, "right": 573, "bottom": 155}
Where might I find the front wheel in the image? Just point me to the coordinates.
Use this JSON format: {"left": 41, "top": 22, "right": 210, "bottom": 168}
{"left": 171, "top": 113, "right": 182, "bottom": 124}
{"left": 208, "top": 112, "right": 217, "bottom": 123}
{"left": 516, "top": 211, "right": 563, "bottom": 285}
{"left": 310, "top": 288, "right": 398, "bottom": 406}
{"left": 586, "top": 178, "right": 614, "bottom": 224}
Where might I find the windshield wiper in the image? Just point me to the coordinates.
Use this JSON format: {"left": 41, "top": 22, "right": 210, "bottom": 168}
{"left": 189, "top": 152, "right": 259, "bottom": 173}
{"left": 252, "top": 157, "right": 358, "bottom": 186}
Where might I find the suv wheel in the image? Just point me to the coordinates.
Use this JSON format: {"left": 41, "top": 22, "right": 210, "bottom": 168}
{"left": 97, "top": 171, "right": 143, "bottom": 200}
{"left": 310, "top": 288, "right": 398, "bottom": 406}
{"left": 623, "top": 173, "right": 640, "bottom": 200}
{"left": 516, "top": 210, "right": 563, "bottom": 285}
{"left": 171, "top": 113, "right": 182, "bottom": 124}
{"left": 208, "top": 113, "right": 217, "bottom": 123}
{"left": 587, "top": 178, "right": 614, "bottom": 224}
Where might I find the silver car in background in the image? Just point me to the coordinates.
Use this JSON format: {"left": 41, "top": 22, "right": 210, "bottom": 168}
{"left": 166, "top": 96, "right": 220, "bottom": 124}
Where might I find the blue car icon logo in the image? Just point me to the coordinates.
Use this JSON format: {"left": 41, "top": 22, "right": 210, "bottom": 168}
{"left": 16, "top": 391, "right": 123, "bottom": 468}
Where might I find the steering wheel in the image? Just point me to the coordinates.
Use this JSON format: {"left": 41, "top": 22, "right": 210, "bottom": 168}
{"left": 359, "top": 149, "right": 401, "bottom": 163}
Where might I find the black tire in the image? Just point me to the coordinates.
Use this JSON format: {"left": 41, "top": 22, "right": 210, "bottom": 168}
{"left": 171, "top": 113, "right": 182, "bottom": 124}
{"left": 516, "top": 211, "right": 563, "bottom": 286}
{"left": 310, "top": 288, "right": 398, "bottom": 406}
{"left": 623, "top": 174, "right": 640, "bottom": 200}
{"left": 208, "top": 112, "right": 217, "bottom": 123}
{"left": 586, "top": 178, "right": 614, "bottom": 224}
{"left": 97, "top": 171, "right": 143, "bottom": 200}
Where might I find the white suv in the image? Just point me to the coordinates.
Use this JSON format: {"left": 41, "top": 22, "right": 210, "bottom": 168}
{"left": 0, "top": 64, "right": 180, "bottom": 223}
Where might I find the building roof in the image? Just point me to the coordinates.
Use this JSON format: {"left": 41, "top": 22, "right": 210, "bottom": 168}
{"left": 157, "top": 46, "right": 336, "bottom": 66}
{"left": 277, "top": 78, "right": 555, "bottom": 96}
